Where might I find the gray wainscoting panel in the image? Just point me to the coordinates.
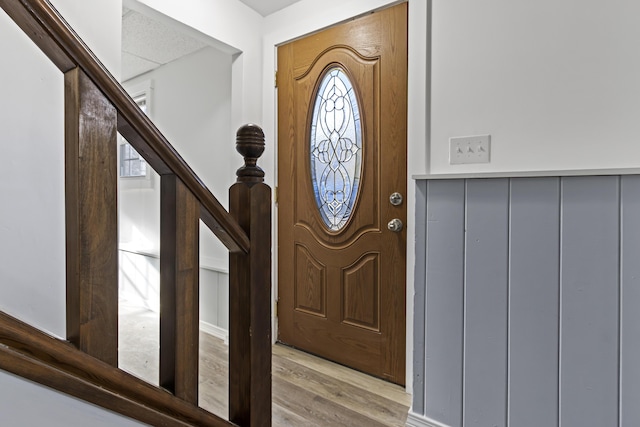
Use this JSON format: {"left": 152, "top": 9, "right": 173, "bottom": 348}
{"left": 413, "top": 174, "right": 640, "bottom": 427}
{"left": 424, "top": 180, "right": 465, "bottom": 427}
{"left": 560, "top": 176, "right": 620, "bottom": 427}
{"left": 463, "top": 179, "right": 509, "bottom": 427}
{"left": 621, "top": 176, "right": 640, "bottom": 427}
{"left": 508, "top": 178, "right": 560, "bottom": 427}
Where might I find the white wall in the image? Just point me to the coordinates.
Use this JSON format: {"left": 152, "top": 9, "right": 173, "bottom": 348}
{"left": 129, "top": 0, "right": 263, "bottom": 132}
{"left": 430, "top": 0, "right": 640, "bottom": 174}
{"left": 0, "top": 8, "right": 65, "bottom": 338}
{"left": 128, "top": 0, "right": 274, "bottom": 355}
{"left": 121, "top": 46, "right": 233, "bottom": 269}
{"left": 120, "top": 45, "right": 233, "bottom": 339}
{"left": 53, "top": 0, "right": 122, "bottom": 76}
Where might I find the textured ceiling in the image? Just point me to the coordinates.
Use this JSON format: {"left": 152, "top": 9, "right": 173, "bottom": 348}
{"left": 237, "top": 0, "right": 302, "bottom": 16}
{"left": 121, "top": 7, "right": 207, "bottom": 81}
{"left": 121, "top": 0, "right": 303, "bottom": 81}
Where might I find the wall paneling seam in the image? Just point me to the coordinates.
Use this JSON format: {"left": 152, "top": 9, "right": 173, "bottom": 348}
{"left": 557, "top": 178, "right": 564, "bottom": 427}
{"left": 617, "top": 176, "right": 623, "bottom": 427}
{"left": 461, "top": 179, "right": 468, "bottom": 427}
{"left": 506, "top": 178, "right": 512, "bottom": 427}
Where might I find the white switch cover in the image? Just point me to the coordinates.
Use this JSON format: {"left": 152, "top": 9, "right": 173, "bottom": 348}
{"left": 449, "top": 135, "right": 491, "bottom": 164}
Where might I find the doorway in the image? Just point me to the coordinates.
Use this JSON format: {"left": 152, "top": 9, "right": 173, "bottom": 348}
{"left": 276, "top": 2, "right": 408, "bottom": 385}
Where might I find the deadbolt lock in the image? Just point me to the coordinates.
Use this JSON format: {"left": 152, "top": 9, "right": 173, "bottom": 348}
{"left": 389, "top": 192, "right": 403, "bottom": 206}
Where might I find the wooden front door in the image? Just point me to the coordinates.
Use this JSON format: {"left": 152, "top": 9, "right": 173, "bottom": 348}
{"left": 277, "top": 3, "right": 407, "bottom": 385}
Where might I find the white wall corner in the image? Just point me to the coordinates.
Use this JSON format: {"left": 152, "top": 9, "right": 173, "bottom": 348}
{"left": 200, "top": 320, "right": 229, "bottom": 345}
{"left": 406, "top": 412, "right": 451, "bottom": 427}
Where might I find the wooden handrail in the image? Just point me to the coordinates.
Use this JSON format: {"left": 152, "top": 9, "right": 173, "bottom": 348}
{"left": 0, "top": 0, "right": 250, "bottom": 254}
{"left": 0, "top": 311, "right": 235, "bottom": 427}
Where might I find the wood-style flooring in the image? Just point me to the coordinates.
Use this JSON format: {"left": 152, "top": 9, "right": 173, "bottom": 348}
{"left": 119, "top": 304, "right": 410, "bottom": 426}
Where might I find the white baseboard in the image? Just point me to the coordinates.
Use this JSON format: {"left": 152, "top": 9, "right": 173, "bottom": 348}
{"left": 199, "top": 321, "right": 229, "bottom": 345}
{"left": 406, "top": 412, "right": 451, "bottom": 427}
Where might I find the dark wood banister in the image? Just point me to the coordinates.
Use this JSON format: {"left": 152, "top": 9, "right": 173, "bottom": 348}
{"left": 0, "top": 0, "right": 250, "bottom": 254}
{"left": 0, "top": 0, "right": 272, "bottom": 426}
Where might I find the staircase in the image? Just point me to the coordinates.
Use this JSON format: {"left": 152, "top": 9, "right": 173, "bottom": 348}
{"left": 0, "top": 0, "right": 272, "bottom": 425}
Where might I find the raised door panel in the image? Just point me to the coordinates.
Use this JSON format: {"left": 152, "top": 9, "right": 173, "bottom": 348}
{"left": 342, "top": 252, "right": 380, "bottom": 331}
{"left": 294, "top": 244, "right": 327, "bottom": 317}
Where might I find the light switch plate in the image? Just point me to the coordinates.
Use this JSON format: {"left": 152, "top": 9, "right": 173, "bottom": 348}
{"left": 449, "top": 135, "right": 491, "bottom": 164}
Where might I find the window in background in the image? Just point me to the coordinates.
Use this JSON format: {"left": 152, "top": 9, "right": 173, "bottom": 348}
{"left": 120, "top": 87, "right": 150, "bottom": 179}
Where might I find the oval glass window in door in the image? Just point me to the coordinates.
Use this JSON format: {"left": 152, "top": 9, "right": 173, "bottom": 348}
{"left": 309, "top": 67, "right": 363, "bottom": 232}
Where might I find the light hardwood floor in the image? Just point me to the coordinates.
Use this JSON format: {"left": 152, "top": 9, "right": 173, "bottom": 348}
{"left": 119, "top": 304, "right": 410, "bottom": 426}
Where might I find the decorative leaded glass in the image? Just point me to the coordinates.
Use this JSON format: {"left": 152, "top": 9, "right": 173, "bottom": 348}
{"left": 310, "top": 67, "right": 362, "bottom": 231}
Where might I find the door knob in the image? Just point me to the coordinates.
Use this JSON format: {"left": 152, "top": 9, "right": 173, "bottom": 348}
{"left": 387, "top": 218, "right": 403, "bottom": 232}
{"left": 389, "top": 192, "right": 403, "bottom": 206}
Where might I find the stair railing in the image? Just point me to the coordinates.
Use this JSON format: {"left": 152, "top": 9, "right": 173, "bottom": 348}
{"left": 0, "top": 0, "right": 271, "bottom": 426}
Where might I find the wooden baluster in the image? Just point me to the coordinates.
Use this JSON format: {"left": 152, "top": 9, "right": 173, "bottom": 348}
{"left": 160, "top": 174, "right": 200, "bottom": 404}
{"left": 229, "top": 124, "right": 272, "bottom": 426}
{"left": 64, "top": 67, "right": 118, "bottom": 366}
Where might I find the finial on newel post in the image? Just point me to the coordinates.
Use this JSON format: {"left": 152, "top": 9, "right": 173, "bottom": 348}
{"left": 235, "top": 123, "right": 265, "bottom": 184}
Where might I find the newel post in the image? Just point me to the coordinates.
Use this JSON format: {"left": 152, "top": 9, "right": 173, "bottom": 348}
{"left": 229, "top": 124, "right": 272, "bottom": 427}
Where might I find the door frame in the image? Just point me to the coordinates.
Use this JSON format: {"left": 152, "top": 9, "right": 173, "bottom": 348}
{"left": 262, "top": 0, "right": 430, "bottom": 392}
